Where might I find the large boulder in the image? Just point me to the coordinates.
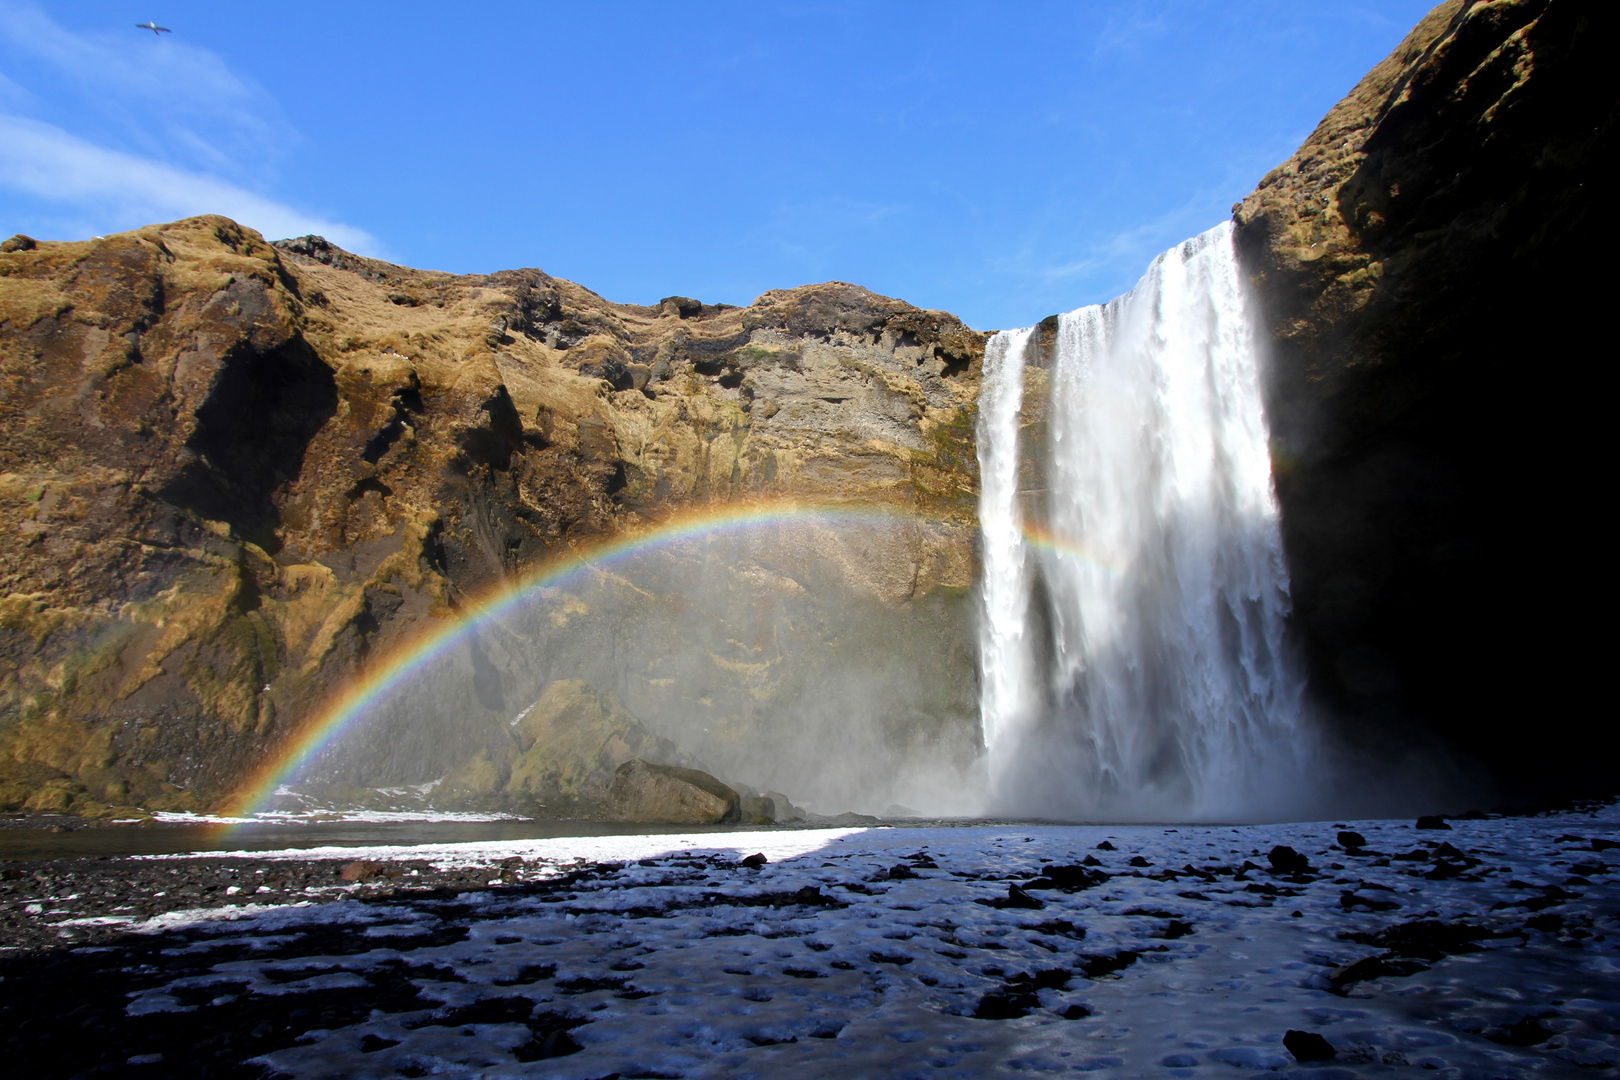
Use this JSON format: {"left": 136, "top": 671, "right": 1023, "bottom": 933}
{"left": 607, "top": 759, "right": 740, "bottom": 825}
{"left": 434, "top": 680, "right": 690, "bottom": 815}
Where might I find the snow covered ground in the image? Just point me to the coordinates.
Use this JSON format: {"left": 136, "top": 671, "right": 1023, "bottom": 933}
{"left": 147, "top": 809, "right": 522, "bottom": 827}
{"left": 8, "top": 806, "right": 1619, "bottom": 1079}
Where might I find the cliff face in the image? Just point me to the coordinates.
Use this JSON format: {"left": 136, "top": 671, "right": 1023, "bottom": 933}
{"left": 1234, "top": 0, "right": 1617, "bottom": 795}
{"left": 0, "top": 219, "right": 985, "bottom": 815}
{"left": 6, "top": 0, "right": 1608, "bottom": 818}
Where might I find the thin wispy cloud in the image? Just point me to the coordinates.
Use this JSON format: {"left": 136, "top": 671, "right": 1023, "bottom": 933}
{"left": 0, "top": 1, "right": 375, "bottom": 250}
{"left": 987, "top": 193, "right": 1220, "bottom": 321}
{"left": 753, "top": 195, "right": 911, "bottom": 273}
{"left": 0, "top": 2, "right": 289, "bottom": 172}
{"left": 1091, "top": 7, "right": 1173, "bottom": 62}
{"left": 0, "top": 115, "right": 375, "bottom": 251}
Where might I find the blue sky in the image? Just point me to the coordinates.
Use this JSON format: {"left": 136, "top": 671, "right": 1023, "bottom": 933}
{"left": 0, "top": 1, "right": 1435, "bottom": 330}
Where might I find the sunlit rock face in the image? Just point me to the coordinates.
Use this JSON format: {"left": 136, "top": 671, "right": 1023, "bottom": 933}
{"left": 1234, "top": 0, "right": 1617, "bottom": 798}
{"left": 0, "top": 218, "right": 985, "bottom": 816}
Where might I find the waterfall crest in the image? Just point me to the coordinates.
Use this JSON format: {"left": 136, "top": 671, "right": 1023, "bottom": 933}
{"left": 977, "top": 222, "right": 1315, "bottom": 821}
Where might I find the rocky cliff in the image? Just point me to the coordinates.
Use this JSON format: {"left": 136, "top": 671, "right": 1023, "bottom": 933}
{"left": 1234, "top": 0, "right": 1616, "bottom": 797}
{"left": 0, "top": 219, "right": 985, "bottom": 816}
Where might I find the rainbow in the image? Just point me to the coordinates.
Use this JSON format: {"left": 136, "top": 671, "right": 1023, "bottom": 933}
{"left": 1021, "top": 522, "right": 1126, "bottom": 578}
{"left": 221, "top": 499, "right": 948, "bottom": 818}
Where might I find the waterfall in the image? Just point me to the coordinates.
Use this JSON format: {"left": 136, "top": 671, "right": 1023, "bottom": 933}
{"left": 977, "top": 222, "right": 1314, "bottom": 821}
{"left": 974, "top": 326, "right": 1035, "bottom": 758}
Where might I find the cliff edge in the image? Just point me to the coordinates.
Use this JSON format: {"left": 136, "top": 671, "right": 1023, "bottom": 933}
{"left": 1235, "top": 0, "right": 1617, "bottom": 796}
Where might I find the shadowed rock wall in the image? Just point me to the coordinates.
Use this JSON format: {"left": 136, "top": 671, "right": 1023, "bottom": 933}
{"left": 1234, "top": 0, "right": 1617, "bottom": 798}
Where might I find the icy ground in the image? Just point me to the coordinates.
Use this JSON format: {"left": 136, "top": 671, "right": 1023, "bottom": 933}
{"left": 147, "top": 809, "right": 522, "bottom": 826}
{"left": 5, "top": 807, "right": 1619, "bottom": 1079}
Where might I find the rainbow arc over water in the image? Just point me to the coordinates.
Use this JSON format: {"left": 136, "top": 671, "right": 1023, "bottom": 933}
{"left": 1020, "top": 522, "right": 1126, "bottom": 578}
{"left": 222, "top": 499, "right": 1128, "bottom": 819}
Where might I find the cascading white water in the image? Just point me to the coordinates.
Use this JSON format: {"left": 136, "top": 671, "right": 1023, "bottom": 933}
{"left": 974, "top": 326, "right": 1035, "bottom": 756}
{"left": 977, "top": 222, "right": 1314, "bottom": 821}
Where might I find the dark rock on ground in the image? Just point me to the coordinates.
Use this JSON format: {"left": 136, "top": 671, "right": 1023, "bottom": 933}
{"left": 1416, "top": 816, "right": 1451, "bottom": 831}
{"left": 1285, "top": 1029, "right": 1337, "bottom": 1062}
{"left": 1340, "top": 890, "right": 1401, "bottom": 913}
{"left": 1023, "top": 864, "right": 1109, "bottom": 892}
{"left": 1329, "top": 953, "right": 1430, "bottom": 988}
{"left": 1078, "top": 951, "right": 1140, "bottom": 978}
{"left": 1485, "top": 1016, "right": 1556, "bottom": 1047}
{"left": 1337, "top": 831, "right": 1367, "bottom": 849}
{"left": 1268, "top": 845, "right": 1312, "bottom": 873}
{"left": 1344, "top": 918, "right": 1493, "bottom": 960}
{"left": 1002, "top": 883, "right": 1044, "bottom": 909}
{"left": 973, "top": 988, "right": 1039, "bottom": 1020}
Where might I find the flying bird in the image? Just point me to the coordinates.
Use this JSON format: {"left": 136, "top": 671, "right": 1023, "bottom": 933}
{"left": 135, "top": 21, "right": 171, "bottom": 35}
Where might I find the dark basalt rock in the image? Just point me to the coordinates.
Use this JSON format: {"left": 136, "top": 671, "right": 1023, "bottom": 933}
{"left": 1284, "top": 1029, "right": 1337, "bottom": 1062}
{"left": 1022, "top": 864, "right": 1109, "bottom": 892}
{"left": 1328, "top": 953, "right": 1429, "bottom": 988}
{"left": 1267, "top": 845, "right": 1311, "bottom": 873}
{"left": 1340, "top": 890, "right": 1400, "bottom": 913}
{"left": 1485, "top": 1017, "right": 1556, "bottom": 1047}
{"left": 1078, "top": 951, "right": 1140, "bottom": 978}
{"left": 1343, "top": 918, "right": 1493, "bottom": 960}
{"left": 1001, "top": 884, "right": 1045, "bottom": 909}
{"left": 1415, "top": 816, "right": 1451, "bottom": 831}
{"left": 1233, "top": 0, "right": 1619, "bottom": 802}
{"left": 974, "top": 988, "right": 1039, "bottom": 1020}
